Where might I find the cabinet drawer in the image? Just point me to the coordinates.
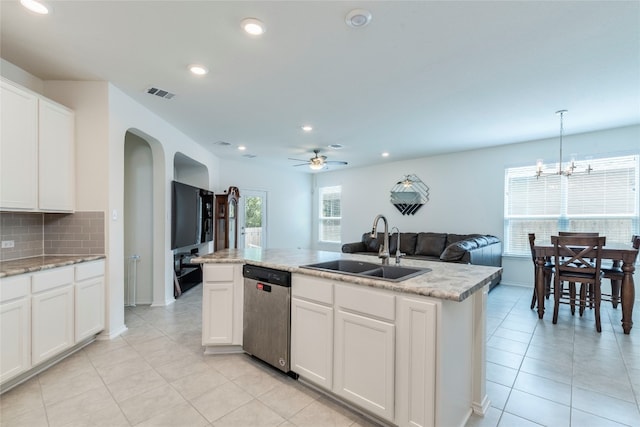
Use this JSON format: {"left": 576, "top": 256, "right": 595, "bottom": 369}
{"left": 0, "top": 275, "right": 31, "bottom": 302}
{"left": 292, "top": 274, "right": 333, "bottom": 305}
{"left": 335, "top": 284, "right": 395, "bottom": 322}
{"left": 32, "top": 267, "right": 74, "bottom": 293}
{"left": 203, "top": 264, "right": 235, "bottom": 282}
{"left": 75, "top": 260, "right": 105, "bottom": 281}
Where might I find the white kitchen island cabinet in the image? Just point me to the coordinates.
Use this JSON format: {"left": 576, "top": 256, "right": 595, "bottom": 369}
{"left": 291, "top": 274, "right": 334, "bottom": 390}
{"left": 0, "top": 78, "right": 75, "bottom": 212}
{"left": 195, "top": 249, "right": 501, "bottom": 427}
{"left": 201, "top": 263, "right": 243, "bottom": 351}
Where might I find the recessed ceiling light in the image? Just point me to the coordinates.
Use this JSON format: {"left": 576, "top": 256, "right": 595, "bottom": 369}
{"left": 345, "top": 9, "right": 372, "bottom": 28}
{"left": 188, "top": 64, "right": 209, "bottom": 76}
{"left": 301, "top": 125, "right": 313, "bottom": 132}
{"left": 238, "top": 145, "right": 247, "bottom": 151}
{"left": 20, "top": 0, "right": 50, "bottom": 14}
{"left": 241, "top": 18, "right": 266, "bottom": 36}
{"left": 382, "top": 152, "right": 390, "bottom": 157}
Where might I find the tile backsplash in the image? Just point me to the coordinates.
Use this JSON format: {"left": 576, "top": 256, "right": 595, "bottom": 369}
{"left": 0, "top": 211, "right": 105, "bottom": 261}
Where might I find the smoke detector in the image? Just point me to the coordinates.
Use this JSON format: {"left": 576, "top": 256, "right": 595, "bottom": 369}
{"left": 345, "top": 9, "right": 372, "bottom": 28}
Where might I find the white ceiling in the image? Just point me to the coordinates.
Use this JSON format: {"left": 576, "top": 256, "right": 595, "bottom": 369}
{"left": 1, "top": 1, "right": 639, "bottom": 172}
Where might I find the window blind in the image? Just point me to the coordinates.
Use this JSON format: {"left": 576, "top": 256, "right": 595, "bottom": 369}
{"left": 504, "top": 155, "right": 639, "bottom": 255}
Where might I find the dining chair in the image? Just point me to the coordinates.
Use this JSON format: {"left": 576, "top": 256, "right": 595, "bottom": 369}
{"left": 551, "top": 235, "right": 606, "bottom": 332}
{"left": 602, "top": 235, "right": 640, "bottom": 308}
{"left": 556, "top": 232, "right": 599, "bottom": 314}
{"left": 528, "top": 233, "right": 553, "bottom": 310}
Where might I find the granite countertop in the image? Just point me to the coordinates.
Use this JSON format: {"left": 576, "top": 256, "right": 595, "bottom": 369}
{"left": 0, "top": 255, "right": 106, "bottom": 278}
{"left": 192, "top": 248, "right": 502, "bottom": 302}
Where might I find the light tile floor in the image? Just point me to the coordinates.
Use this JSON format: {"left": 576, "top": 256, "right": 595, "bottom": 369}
{"left": 1, "top": 283, "right": 639, "bottom": 426}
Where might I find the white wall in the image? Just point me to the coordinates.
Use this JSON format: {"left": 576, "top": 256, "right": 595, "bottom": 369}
{"left": 124, "top": 133, "right": 154, "bottom": 304}
{"left": 218, "top": 159, "right": 313, "bottom": 249}
{"left": 314, "top": 125, "right": 640, "bottom": 288}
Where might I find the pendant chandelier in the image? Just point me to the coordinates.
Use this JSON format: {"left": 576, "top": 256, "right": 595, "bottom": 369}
{"left": 535, "top": 109, "right": 592, "bottom": 178}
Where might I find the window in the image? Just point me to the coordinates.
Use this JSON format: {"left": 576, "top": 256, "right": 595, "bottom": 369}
{"left": 504, "top": 154, "right": 639, "bottom": 256}
{"left": 319, "top": 185, "right": 341, "bottom": 243}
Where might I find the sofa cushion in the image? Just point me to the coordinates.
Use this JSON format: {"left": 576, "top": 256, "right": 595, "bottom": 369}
{"left": 399, "top": 233, "right": 418, "bottom": 255}
{"left": 415, "top": 232, "right": 447, "bottom": 257}
{"left": 362, "top": 232, "right": 380, "bottom": 252}
{"left": 446, "top": 233, "right": 473, "bottom": 246}
{"left": 440, "top": 238, "right": 481, "bottom": 261}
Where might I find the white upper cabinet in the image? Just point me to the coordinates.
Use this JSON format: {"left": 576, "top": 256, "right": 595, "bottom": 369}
{"left": 0, "top": 79, "right": 75, "bottom": 212}
{"left": 38, "top": 98, "right": 75, "bottom": 211}
{"left": 0, "top": 80, "right": 38, "bottom": 210}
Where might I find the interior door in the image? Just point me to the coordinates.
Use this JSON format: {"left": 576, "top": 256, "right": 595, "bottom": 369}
{"left": 238, "top": 190, "right": 267, "bottom": 249}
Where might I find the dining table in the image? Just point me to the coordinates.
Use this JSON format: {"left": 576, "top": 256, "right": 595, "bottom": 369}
{"left": 533, "top": 242, "right": 639, "bottom": 334}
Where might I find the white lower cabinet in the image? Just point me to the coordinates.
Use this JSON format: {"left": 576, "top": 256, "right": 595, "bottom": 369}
{"left": 31, "top": 267, "right": 75, "bottom": 365}
{"left": 202, "top": 264, "right": 242, "bottom": 347}
{"left": 334, "top": 285, "right": 395, "bottom": 422}
{"left": 396, "top": 297, "right": 438, "bottom": 427}
{"left": 291, "top": 274, "right": 334, "bottom": 389}
{"left": 0, "top": 275, "right": 31, "bottom": 383}
{"left": 75, "top": 260, "right": 105, "bottom": 342}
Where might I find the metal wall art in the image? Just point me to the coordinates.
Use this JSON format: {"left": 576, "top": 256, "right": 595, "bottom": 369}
{"left": 390, "top": 174, "right": 429, "bottom": 215}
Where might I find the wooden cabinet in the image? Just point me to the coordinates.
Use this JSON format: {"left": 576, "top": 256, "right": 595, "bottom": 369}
{"left": 333, "top": 284, "right": 395, "bottom": 422}
{"left": 214, "top": 186, "right": 240, "bottom": 251}
{"left": 31, "top": 267, "right": 75, "bottom": 365}
{"left": 202, "top": 263, "right": 243, "bottom": 349}
{"left": 291, "top": 274, "right": 334, "bottom": 390}
{"left": 0, "top": 275, "right": 31, "bottom": 383}
{"left": 75, "top": 260, "right": 105, "bottom": 342}
{"left": 0, "top": 78, "right": 75, "bottom": 212}
{"left": 0, "top": 79, "right": 38, "bottom": 210}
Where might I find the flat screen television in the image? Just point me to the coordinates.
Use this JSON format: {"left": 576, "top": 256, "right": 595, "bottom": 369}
{"left": 171, "top": 181, "right": 214, "bottom": 250}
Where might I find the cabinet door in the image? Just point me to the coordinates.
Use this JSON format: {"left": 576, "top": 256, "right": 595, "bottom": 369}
{"left": 0, "top": 80, "right": 38, "bottom": 210}
{"left": 334, "top": 309, "right": 395, "bottom": 421}
{"left": 32, "top": 285, "right": 74, "bottom": 365}
{"left": 202, "top": 283, "right": 234, "bottom": 345}
{"left": 38, "top": 99, "right": 75, "bottom": 211}
{"left": 75, "top": 277, "right": 104, "bottom": 341}
{"left": 291, "top": 297, "right": 333, "bottom": 389}
{"left": 396, "top": 297, "right": 438, "bottom": 427}
{"left": 0, "top": 298, "right": 31, "bottom": 383}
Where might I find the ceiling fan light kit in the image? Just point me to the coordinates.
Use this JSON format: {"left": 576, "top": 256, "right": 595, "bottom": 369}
{"left": 288, "top": 149, "right": 348, "bottom": 171}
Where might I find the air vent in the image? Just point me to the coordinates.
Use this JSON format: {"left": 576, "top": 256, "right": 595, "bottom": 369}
{"left": 242, "top": 154, "right": 257, "bottom": 159}
{"left": 213, "top": 141, "right": 232, "bottom": 146}
{"left": 146, "top": 87, "right": 175, "bottom": 99}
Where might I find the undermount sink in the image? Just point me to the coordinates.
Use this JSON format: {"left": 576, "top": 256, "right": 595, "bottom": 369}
{"left": 300, "top": 260, "right": 431, "bottom": 282}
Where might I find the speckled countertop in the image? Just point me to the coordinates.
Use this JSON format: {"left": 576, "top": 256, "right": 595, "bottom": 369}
{"left": 0, "top": 255, "right": 106, "bottom": 278}
{"left": 192, "top": 248, "right": 502, "bottom": 302}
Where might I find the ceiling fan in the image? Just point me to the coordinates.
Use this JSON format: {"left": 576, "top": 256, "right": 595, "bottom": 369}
{"left": 289, "top": 149, "right": 348, "bottom": 170}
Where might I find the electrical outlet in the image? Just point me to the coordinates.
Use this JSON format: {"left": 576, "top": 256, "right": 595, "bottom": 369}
{"left": 1, "top": 240, "right": 15, "bottom": 248}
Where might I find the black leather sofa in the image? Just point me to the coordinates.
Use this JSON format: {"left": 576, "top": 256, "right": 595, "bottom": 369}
{"left": 342, "top": 232, "right": 502, "bottom": 288}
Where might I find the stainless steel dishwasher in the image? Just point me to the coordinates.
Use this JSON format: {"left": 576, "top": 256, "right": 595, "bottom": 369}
{"left": 242, "top": 264, "right": 293, "bottom": 374}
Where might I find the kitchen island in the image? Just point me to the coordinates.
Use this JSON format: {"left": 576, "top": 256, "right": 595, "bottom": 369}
{"left": 193, "top": 248, "right": 502, "bottom": 427}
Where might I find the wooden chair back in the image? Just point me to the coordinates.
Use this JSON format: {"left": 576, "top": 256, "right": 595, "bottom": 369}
{"left": 551, "top": 235, "right": 606, "bottom": 285}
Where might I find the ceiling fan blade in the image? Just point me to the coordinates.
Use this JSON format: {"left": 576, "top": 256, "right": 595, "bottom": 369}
{"left": 288, "top": 158, "right": 311, "bottom": 162}
{"left": 325, "top": 160, "right": 348, "bottom": 165}
{"left": 292, "top": 163, "right": 310, "bottom": 167}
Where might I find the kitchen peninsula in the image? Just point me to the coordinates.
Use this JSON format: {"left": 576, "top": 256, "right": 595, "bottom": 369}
{"left": 194, "top": 248, "right": 502, "bottom": 427}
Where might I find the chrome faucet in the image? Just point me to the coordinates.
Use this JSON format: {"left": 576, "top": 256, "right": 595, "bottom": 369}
{"left": 371, "top": 214, "right": 390, "bottom": 265}
{"left": 391, "top": 226, "right": 405, "bottom": 265}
